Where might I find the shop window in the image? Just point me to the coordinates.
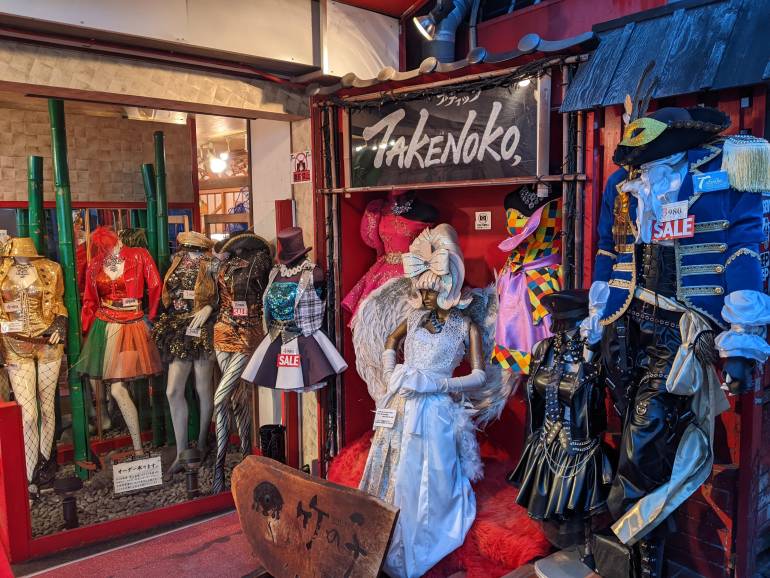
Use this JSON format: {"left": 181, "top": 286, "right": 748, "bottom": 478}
{"left": 479, "top": 0, "right": 542, "bottom": 22}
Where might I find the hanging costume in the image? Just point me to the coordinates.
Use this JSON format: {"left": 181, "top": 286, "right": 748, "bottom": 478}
{"left": 242, "top": 227, "right": 347, "bottom": 391}
{"left": 341, "top": 197, "right": 432, "bottom": 318}
{"left": 210, "top": 230, "right": 272, "bottom": 494}
{"left": 582, "top": 104, "right": 770, "bottom": 576}
{"left": 0, "top": 238, "right": 67, "bottom": 484}
{"left": 491, "top": 197, "right": 562, "bottom": 374}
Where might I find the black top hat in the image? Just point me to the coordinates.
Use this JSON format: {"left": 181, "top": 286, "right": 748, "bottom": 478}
{"left": 215, "top": 230, "right": 271, "bottom": 256}
{"left": 277, "top": 227, "right": 312, "bottom": 264}
{"left": 613, "top": 107, "right": 729, "bottom": 167}
{"left": 541, "top": 289, "right": 589, "bottom": 333}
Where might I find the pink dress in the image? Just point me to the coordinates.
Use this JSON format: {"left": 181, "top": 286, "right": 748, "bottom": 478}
{"left": 342, "top": 199, "right": 429, "bottom": 317}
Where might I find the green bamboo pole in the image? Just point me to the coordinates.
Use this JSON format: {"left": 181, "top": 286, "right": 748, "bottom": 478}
{"left": 15, "top": 209, "right": 29, "bottom": 237}
{"left": 27, "top": 156, "right": 47, "bottom": 256}
{"left": 138, "top": 209, "right": 148, "bottom": 230}
{"left": 141, "top": 164, "right": 158, "bottom": 264}
{"left": 48, "top": 99, "right": 88, "bottom": 479}
{"left": 153, "top": 132, "right": 170, "bottom": 275}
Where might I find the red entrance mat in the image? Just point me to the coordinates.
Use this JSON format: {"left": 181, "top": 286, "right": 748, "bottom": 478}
{"left": 26, "top": 512, "right": 260, "bottom": 578}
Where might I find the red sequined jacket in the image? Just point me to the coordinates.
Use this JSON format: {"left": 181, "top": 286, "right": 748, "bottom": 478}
{"left": 82, "top": 246, "right": 161, "bottom": 333}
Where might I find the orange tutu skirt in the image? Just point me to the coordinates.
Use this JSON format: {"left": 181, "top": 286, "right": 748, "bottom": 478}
{"left": 75, "top": 317, "right": 162, "bottom": 383}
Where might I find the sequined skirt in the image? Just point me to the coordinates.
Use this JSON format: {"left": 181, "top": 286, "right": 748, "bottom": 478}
{"left": 152, "top": 310, "right": 214, "bottom": 362}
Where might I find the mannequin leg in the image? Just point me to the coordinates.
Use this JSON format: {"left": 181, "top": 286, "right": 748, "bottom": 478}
{"left": 90, "top": 379, "right": 112, "bottom": 432}
{"left": 110, "top": 381, "right": 143, "bottom": 454}
{"left": 7, "top": 360, "right": 39, "bottom": 482}
{"left": 165, "top": 358, "right": 193, "bottom": 478}
{"left": 232, "top": 381, "right": 252, "bottom": 458}
{"left": 212, "top": 351, "right": 248, "bottom": 493}
{"left": 193, "top": 356, "right": 215, "bottom": 456}
{"left": 37, "top": 356, "right": 63, "bottom": 463}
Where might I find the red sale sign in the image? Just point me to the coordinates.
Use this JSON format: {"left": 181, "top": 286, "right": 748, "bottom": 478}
{"left": 652, "top": 216, "right": 695, "bottom": 242}
{"left": 277, "top": 354, "right": 301, "bottom": 368}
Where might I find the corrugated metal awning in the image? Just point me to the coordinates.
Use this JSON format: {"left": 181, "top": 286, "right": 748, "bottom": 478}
{"left": 561, "top": 0, "right": 770, "bottom": 112}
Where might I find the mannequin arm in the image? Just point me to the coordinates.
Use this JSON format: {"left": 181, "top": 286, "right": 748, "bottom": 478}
{"left": 188, "top": 305, "right": 214, "bottom": 330}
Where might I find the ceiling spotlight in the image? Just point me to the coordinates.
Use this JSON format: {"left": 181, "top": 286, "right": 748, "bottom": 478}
{"left": 209, "top": 157, "right": 227, "bottom": 173}
{"left": 219, "top": 151, "right": 229, "bottom": 160}
{"left": 413, "top": 0, "right": 456, "bottom": 41}
{"left": 518, "top": 78, "right": 531, "bottom": 87}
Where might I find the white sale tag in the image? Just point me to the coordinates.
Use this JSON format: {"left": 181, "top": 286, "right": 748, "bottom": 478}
{"left": 3, "top": 301, "right": 20, "bottom": 313}
{"left": 185, "top": 326, "right": 202, "bottom": 337}
{"left": 1, "top": 320, "right": 23, "bottom": 333}
{"left": 182, "top": 290, "right": 195, "bottom": 300}
{"left": 232, "top": 300, "right": 248, "bottom": 317}
{"left": 661, "top": 201, "right": 688, "bottom": 223}
{"left": 373, "top": 408, "right": 397, "bottom": 429}
{"left": 120, "top": 297, "right": 139, "bottom": 307}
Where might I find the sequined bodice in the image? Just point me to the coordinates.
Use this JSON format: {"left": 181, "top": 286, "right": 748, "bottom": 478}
{"left": 506, "top": 199, "right": 562, "bottom": 271}
{"left": 1, "top": 275, "right": 46, "bottom": 336}
{"left": 403, "top": 309, "right": 466, "bottom": 375}
{"left": 167, "top": 252, "right": 201, "bottom": 312}
{"left": 377, "top": 212, "right": 427, "bottom": 254}
{"left": 95, "top": 268, "right": 128, "bottom": 300}
{"left": 266, "top": 281, "right": 298, "bottom": 321}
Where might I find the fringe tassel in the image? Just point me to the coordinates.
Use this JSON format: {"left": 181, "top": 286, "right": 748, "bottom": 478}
{"left": 721, "top": 135, "right": 770, "bottom": 192}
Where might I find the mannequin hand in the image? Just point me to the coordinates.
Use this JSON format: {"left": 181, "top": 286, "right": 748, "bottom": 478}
{"left": 723, "top": 356, "right": 756, "bottom": 395}
{"left": 48, "top": 330, "right": 62, "bottom": 345}
{"left": 398, "top": 377, "right": 444, "bottom": 399}
{"left": 188, "top": 305, "right": 213, "bottom": 330}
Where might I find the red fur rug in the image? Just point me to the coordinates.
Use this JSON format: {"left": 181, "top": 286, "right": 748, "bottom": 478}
{"left": 327, "top": 433, "right": 552, "bottom": 577}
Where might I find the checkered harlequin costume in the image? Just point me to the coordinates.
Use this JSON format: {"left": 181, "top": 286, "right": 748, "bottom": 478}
{"left": 491, "top": 199, "right": 562, "bottom": 374}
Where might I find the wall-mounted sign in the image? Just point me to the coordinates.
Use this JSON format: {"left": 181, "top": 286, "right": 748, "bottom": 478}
{"left": 291, "top": 151, "right": 312, "bottom": 184}
{"left": 349, "top": 82, "right": 538, "bottom": 188}
{"left": 113, "top": 455, "right": 163, "bottom": 494}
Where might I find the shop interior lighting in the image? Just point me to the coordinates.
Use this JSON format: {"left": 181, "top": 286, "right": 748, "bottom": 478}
{"left": 518, "top": 78, "right": 532, "bottom": 87}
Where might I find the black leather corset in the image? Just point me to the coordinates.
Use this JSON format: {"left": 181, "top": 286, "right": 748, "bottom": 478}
{"left": 636, "top": 243, "right": 677, "bottom": 297}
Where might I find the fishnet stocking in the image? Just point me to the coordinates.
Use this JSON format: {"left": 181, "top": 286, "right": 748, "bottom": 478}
{"left": 7, "top": 356, "right": 62, "bottom": 481}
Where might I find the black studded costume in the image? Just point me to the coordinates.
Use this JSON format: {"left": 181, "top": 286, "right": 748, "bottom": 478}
{"left": 511, "top": 290, "right": 612, "bottom": 529}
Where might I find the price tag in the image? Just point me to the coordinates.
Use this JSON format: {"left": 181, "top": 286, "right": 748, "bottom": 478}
{"left": 277, "top": 353, "right": 301, "bottom": 368}
{"left": 1, "top": 320, "right": 23, "bottom": 333}
{"left": 661, "top": 201, "right": 688, "bottom": 223}
{"left": 120, "top": 297, "right": 139, "bottom": 308}
{"left": 232, "top": 300, "right": 248, "bottom": 317}
{"left": 652, "top": 216, "right": 695, "bottom": 242}
{"left": 182, "top": 290, "right": 195, "bottom": 300}
{"left": 693, "top": 170, "right": 730, "bottom": 193}
{"left": 373, "top": 408, "right": 397, "bottom": 429}
{"left": 474, "top": 211, "right": 492, "bottom": 230}
{"left": 185, "top": 326, "right": 202, "bottom": 338}
{"left": 3, "top": 301, "right": 20, "bottom": 313}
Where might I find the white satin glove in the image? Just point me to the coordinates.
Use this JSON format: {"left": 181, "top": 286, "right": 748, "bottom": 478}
{"left": 400, "top": 368, "right": 487, "bottom": 399}
{"left": 382, "top": 349, "right": 397, "bottom": 384}
{"left": 188, "top": 304, "right": 213, "bottom": 331}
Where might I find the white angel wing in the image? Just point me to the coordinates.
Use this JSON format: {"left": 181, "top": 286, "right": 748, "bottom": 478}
{"left": 463, "top": 283, "right": 514, "bottom": 429}
{"left": 350, "top": 277, "right": 414, "bottom": 405}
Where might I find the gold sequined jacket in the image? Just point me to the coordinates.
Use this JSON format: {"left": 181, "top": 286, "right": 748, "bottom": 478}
{"left": 161, "top": 252, "right": 217, "bottom": 313}
{"left": 0, "top": 257, "right": 68, "bottom": 333}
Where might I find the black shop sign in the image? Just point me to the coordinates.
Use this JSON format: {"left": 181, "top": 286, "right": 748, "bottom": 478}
{"left": 349, "top": 81, "right": 537, "bottom": 188}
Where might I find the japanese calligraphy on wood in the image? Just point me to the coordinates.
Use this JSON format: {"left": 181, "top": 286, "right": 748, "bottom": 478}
{"left": 349, "top": 81, "right": 538, "bottom": 188}
{"left": 232, "top": 456, "right": 398, "bottom": 578}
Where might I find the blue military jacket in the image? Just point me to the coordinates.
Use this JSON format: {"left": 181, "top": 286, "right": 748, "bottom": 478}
{"left": 593, "top": 142, "right": 765, "bottom": 330}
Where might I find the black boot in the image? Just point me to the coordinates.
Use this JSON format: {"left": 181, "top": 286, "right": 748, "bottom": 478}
{"left": 637, "top": 537, "right": 665, "bottom": 578}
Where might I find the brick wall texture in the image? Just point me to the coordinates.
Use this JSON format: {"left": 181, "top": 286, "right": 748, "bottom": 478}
{"left": 0, "top": 107, "right": 192, "bottom": 204}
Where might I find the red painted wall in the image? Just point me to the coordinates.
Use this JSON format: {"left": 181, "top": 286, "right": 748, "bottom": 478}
{"left": 476, "top": 0, "right": 666, "bottom": 52}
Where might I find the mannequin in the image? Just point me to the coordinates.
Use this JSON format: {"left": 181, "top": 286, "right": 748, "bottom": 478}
{"left": 242, "top": 226, "right": 347, "bottom": 393}
{"left": 209, "top": 230, "right": 272, "bottom": 494}
{"left": 342, "top": 190, "right": 437, "bottom": 319}
{"left": 75, "top": 226, "right": 162, "bottom": 455}
{"left": 510, "top": 289, "right": 611, "bottom": 570}
{"left": 0, "top": 238, "right": 67, "bottom": 489}
{"left": 491, "top": 185, "right": 562, "bottom": 375}
{"left": 581, "top": 103, "right": 770, "bottom": 575}
{"left": 152, "top": 231, "right": 217, "bottom": 478}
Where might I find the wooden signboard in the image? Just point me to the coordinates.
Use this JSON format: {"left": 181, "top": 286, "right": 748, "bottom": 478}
{"left": 232, "top": 456, "right": 399, "bottom": 578}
